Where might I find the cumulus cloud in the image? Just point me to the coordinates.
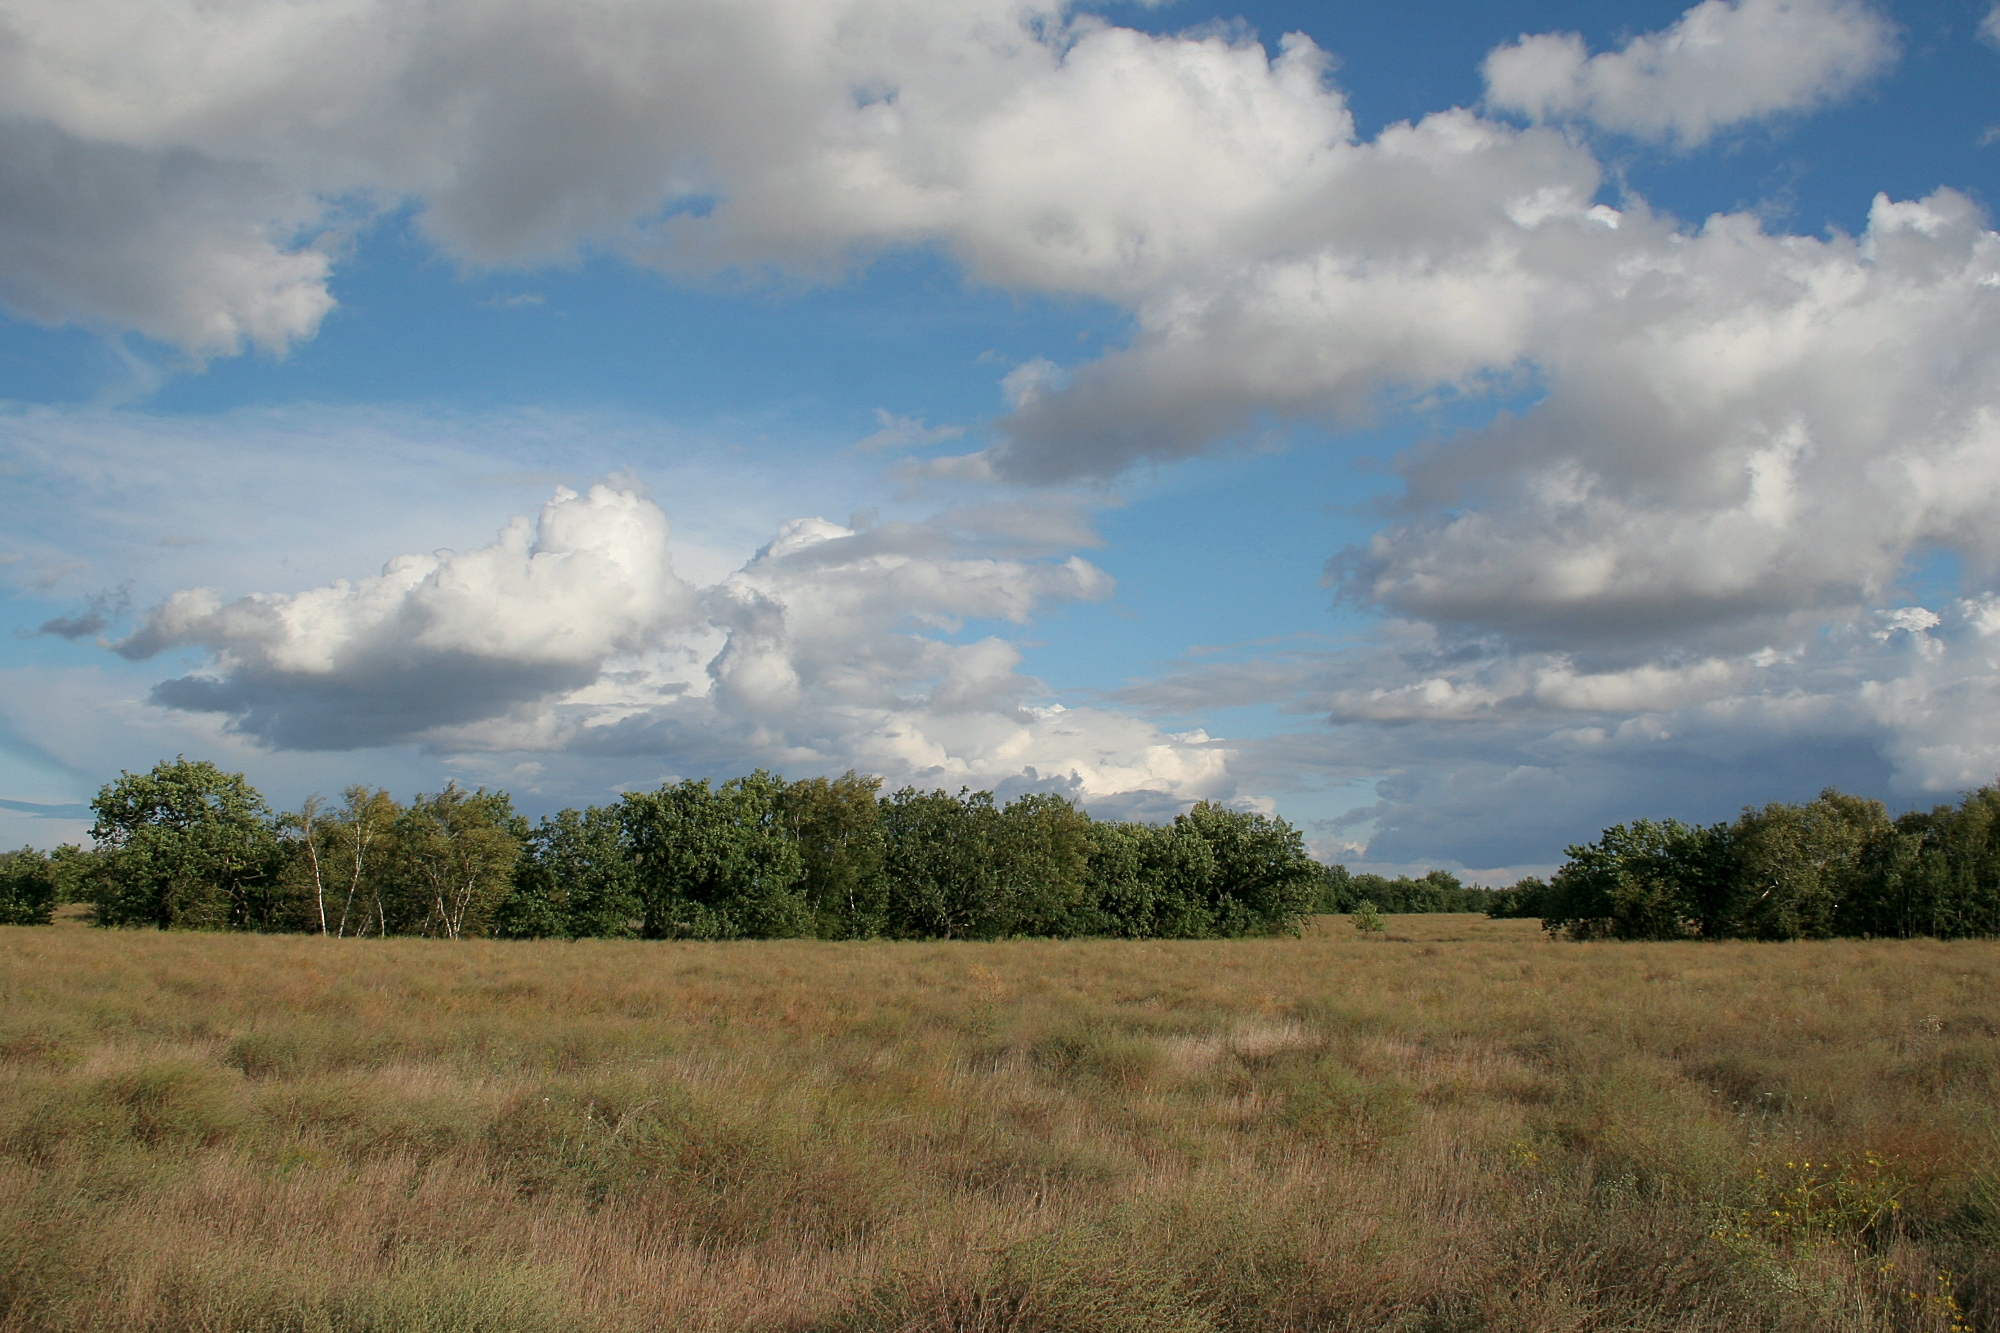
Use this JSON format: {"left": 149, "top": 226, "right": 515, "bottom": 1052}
{"left": 116, "top": 484, "right": 699, "bottom": 747}
{"left": 110, "top": 483, "right": 1234, "bottom": 813}
{"left": 1482, "top": 0, "right": 1896, "bottom": 147}
{"left": 0, "top": 0, "right": 1353, "bottom": 351}
{"left": 985, "top": 108, "right": 1601, "bottom": 479}
{"left": 0, "top": 118, "right": 333, "bottom": 356}
{"left": 972, "top": 166, "right": 2000, "bottom": 670}
{"left": 1343, "top": 191, "right": 2000, "bottom": 650}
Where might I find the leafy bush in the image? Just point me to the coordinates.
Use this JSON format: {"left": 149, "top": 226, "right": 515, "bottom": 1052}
{"left": 0, "top": 847, "right": 60, "bottom": 925}
{"left": 1316, "top": 865, "right": 1496, "bottom": 914}
{"left": 1526, "top": 785, "right": 2000, "bottom": 942}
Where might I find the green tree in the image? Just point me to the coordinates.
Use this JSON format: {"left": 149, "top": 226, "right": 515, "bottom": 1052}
{"left": 1540, "top": 818, "right": 1727, "bottom": 940}
{"left": 1312, "top": 862, "right": 1353, "bottom": 913}
{"left": 1079, "top": 820, "right": 1153, "bottom": 936}
{"left": 278, "top": 795, "right": 335, "bottom": 934}
{"left": 380, "top": 785, "right": 526, "bottom": 939}
{"left": 325, "top": 786, "right": 401, "bottom": 937}
{"left": 88, "top": 758, "right": 283, "bottom": 930}
{"left": 1725, "top": 788, "right": 1888, "bottom": 940}
{"left": 1845, "top": 787, "right": 2000, "bottom": 940}
{"left": 881, "top": 786, "right": 997, "bottom": 939}
{"left": 1484, "top": 875, "right": 1551, "bottom": 919}
{"left": 1134, "top": 820, "right": 1223, "bottom": 937}
{"left": 500, "top": 804, "right": 640, "bottom": 939}
{"left": 1325, "top": 868, "right": 1492, "bottom": 913}
{"left": 1174, "top": 802, "right": 1318, "bottom": 936}
{"left": 0, "top": 847, "right": 61, "bottom": 925}
{"left": 622, "top": 772, "right": 809, "bottom": 939}
{"left": 781, "top": 772, "right": 889, "bottom": 938}
{"left": 988, "top": 791, "right": 1094, "bottom": 935}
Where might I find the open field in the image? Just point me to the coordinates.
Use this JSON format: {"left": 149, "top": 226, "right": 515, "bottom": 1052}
{"left": 1, "top": 917, "right": 1996, "bottom": 1332}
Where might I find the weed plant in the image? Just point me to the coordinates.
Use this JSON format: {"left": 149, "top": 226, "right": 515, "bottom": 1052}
{"left": 0, "top": 915, "right": 1995, "bottom": 1331}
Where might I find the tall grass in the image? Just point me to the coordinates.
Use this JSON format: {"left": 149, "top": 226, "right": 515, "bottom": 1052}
{"left": 0, "top": 915, "right": 1994, "bottom": 1331}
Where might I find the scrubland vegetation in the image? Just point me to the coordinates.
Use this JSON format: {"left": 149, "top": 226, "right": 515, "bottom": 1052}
{"left": 0, "top": 759, "right": 1332, "bottom": 942}
{"left": 2, "top": 915, "right": 1996, "bottom": 1332}
{"left": 1493, "top": 787, "right": 2000, "bottom": 942}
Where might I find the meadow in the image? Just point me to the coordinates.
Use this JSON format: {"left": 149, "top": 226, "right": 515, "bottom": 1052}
{"left": 0, "top": 915, "right": 1994, "bottom": 1333}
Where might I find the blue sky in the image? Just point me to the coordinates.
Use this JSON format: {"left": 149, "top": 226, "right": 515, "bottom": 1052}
{"left": 1, "top": 0, "right": 1997, "bottom": 876}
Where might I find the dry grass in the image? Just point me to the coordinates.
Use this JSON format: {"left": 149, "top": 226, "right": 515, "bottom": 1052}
{"left": 1, "top": 916, "right": 1996, "bottom": 1332}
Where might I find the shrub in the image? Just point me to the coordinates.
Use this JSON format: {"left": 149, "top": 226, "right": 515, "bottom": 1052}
{"left": 0, "top": 848, "right": 60, "bottom": 926}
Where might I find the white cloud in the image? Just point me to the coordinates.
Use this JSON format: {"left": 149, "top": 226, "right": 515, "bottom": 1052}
{"left": 0, "top": 0, "right": 1354, "bottom": 351}
{"left": 1482, "top": 0, "right": 1897, "bottom": 147}
{"left": 99, "top": 482, "right": 1235, "bottom": 814}
{"left": 116, "top": 485, "right": 699, "bottom": 748}
{"left": 1344, "top": 190, "right": 2000, "bottom": 649}
{"left": 986, "top": 106, "right": 1600, "bottom": 479}
{"left": 1982, "top": 3, "right": 2000, "bottom": 48}
{"left": 0, "top": 118, "right": 333, "bottom": 356}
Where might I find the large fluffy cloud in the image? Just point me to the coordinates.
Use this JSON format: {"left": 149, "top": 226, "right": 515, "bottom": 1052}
{"left": 0, "top": 0, "right": 1353, "bottom": 350}
{"left": 116, "top": 484, "right": 698, "bottom": 747}
{"left": 0, "top": 0, "right": 1890, "bottom": 356}
{"left": 1345, "top": 190, "right": 2000, "bottom": 649}
{"left": 110, "top": 482, "right": 1233, "bottom": 814}
{"left": 1482, "top": 0, "right": 1896, "bottom": 147}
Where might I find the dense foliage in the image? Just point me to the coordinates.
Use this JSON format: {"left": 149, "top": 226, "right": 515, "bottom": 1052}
{"left": 31, "top": 758, "right": 1325, "bottom": 939}
{"left": 1502, "top": 785, "right": 2000, "bottom": 940}
{"left": 1315, "top": 865, "right": 1495, "bottom": 914}
{"left": 0, "top": 845, "right": 74, "bottom": 925}
{"left": 26, "top": 761, "right": 2000, "bottom": 943}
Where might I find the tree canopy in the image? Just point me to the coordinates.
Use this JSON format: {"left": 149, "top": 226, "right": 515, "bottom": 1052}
{"left": 1502, "top": 785, "right": 2000, "bottom": 941}
{"left": 22, "top": 760, "right": 1325, "bottom": 941}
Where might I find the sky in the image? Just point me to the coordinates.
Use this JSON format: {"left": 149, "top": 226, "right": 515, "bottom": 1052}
{"left": 1, "top": 0, "right": 1997, "bottom": 880}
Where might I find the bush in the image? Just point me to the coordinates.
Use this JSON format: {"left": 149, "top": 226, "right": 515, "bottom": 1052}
{"left": 0, "top": 848, "right": 60, "bottom": 925}
{"left": 1535, "top": 785, "right": 2000, "bottom": 942}
{"left": 1317, "top": 865, "right": 1496, "bottom": 914}
{"left": 88, "top": 758, "right": 283, "bottom": 930}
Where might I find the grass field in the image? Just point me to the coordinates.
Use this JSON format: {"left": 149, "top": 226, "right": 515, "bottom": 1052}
{"left": 0, "top": 915, "right": 1995, "bottom": 1332}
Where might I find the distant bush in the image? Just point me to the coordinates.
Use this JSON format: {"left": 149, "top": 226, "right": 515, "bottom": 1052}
{"left": 63, "top": 759, "right": 1322, "bottom": 941}
{"left": 1482, "top": 876, "right": 1549, "bottom": 921}
{"left": 1527, "top": 785, "right": 2000, "bottom": 940}
{"left": 0, "top": 847, "right": 61, "bottom": 925}
{"left": 1314, "top": 865, "right": 1496, "bottom": 914}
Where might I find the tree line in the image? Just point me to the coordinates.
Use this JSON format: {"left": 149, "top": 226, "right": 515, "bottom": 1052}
{"left": 1488, "top": 785, "right": 2000, "bottom": 940}
{"left": 1314, "top": 866, "right": 1493, "bottom": 915}
{"left": 0, "top": 757, "right": 1345, "bottom": 940}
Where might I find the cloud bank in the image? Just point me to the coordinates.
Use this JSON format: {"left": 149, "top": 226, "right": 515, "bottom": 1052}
{"left": 111, "top": 483, "right": 1230, "bottom": 817}
{"left": 0, "top": 0, "right": 1898, "bottom": 359}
